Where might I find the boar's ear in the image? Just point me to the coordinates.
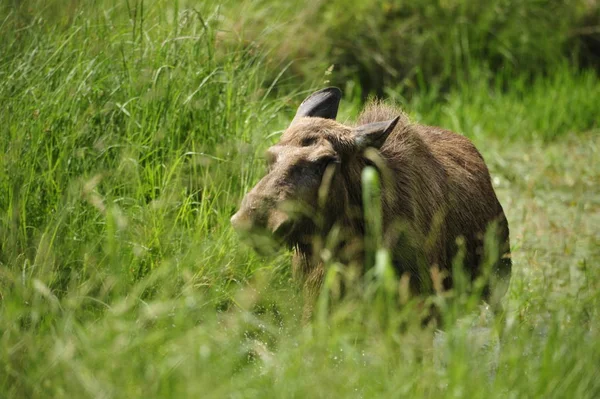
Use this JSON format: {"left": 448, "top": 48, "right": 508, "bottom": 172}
{"left": 353, "top": 116, "right": 400, "bottom": 149}
{"left": 291, "top": 87, "right": 342, "bottom": 124}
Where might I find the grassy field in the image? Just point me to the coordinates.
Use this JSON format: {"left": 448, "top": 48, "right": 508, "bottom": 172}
{"left": 1, "top": 1, "right": 599, "bottom": 397}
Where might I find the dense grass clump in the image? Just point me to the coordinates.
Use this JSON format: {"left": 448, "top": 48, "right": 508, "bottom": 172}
{"left": 388, "top": 65, "right": 600, "bottom": 141}
{"left": 0, "top": 0, "right": 283, "bottom": 289}
{"left": 225, "top": 0, "right": 600, "bottom": 96}
{"left": 1, "top": 1, "right": 600, "bottom": 398}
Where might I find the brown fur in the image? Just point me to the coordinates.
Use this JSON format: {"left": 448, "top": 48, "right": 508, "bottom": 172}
{"left": 232, "top": 99, "right": 511, "bottom": 312}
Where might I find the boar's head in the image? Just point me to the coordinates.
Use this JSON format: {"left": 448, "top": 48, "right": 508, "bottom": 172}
{"left": 231, "top": 88, "right": 399, "bottom": 253}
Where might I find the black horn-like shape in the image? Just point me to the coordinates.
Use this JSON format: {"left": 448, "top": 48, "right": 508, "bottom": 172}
{"left": 291, "top": 87, "right": 342, "bottom": 124}
{"left": 353, "top": 116, "right": 400, "bottom": 149}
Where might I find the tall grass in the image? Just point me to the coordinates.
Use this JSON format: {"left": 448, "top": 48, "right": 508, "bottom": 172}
{"left": 0, "top": 0, "right": 283, "bottom": 290}
{"left": 387, "top": 65, "right": 600, "bottom": 141}
{"left": 1, "top": 0, "right": 600, "bottom": 398}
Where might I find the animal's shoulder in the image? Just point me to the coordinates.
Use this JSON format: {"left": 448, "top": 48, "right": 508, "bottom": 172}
{"left": 415, "top": 125, "right": 482, "bottom": 159}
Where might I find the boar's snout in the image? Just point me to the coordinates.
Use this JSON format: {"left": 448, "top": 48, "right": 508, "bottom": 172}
{"left": 230, "top": 192, "right": 292, "bottom": 244}
{"left": 230, "top": 210, "right": 252, "bottom": 233}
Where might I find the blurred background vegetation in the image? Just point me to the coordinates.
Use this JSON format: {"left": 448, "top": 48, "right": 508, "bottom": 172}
{"left": 1, "top": 0, "right": 599, "bottom": 397}
{"left": 227, "top": 0, "right": 600, "bottom": 94}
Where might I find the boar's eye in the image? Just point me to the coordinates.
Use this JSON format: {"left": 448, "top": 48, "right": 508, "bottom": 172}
{"left": 313, "top": 155, "right": 339, "bottom": 172}
{"left": 300, "top": 136, "right": 317, "bottom": 147}
{"left": 287, "top": 155, "right": 339, "bottom": 179}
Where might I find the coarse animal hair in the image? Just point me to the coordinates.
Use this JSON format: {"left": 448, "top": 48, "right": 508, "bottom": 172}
{"left": 231, "top": 88, "right": 511, "bottom": 317}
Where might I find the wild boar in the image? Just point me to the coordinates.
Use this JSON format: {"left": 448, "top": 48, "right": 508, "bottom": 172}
{"left": 231, "top": 87, "right": 511, "bottom": 311}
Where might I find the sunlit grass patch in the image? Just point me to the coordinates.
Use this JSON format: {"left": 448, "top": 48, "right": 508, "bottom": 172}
{"left": 1, "top": 0, "right": 600, "bottom": 398}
